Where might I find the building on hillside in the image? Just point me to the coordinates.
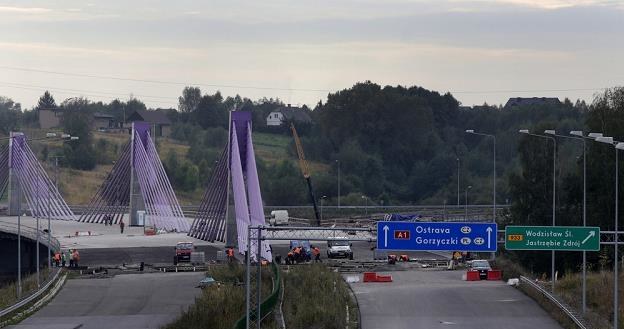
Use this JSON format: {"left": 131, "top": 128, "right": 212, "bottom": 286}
{"left": 266, "top": 104, "right": 312, "bottom": 126}
{"left": 126, "top": 109, "right": 172, "bottom": 137}
{"left": 504, "top": 97, "right": 561, "bottom": 109}
{"left": 92, "top": 112, "right": 117, "bottom": 131}
{"left": 38, "top": 108, "right": 63, "bottom": 129}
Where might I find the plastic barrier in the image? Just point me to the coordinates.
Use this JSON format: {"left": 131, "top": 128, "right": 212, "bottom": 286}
{"left": 466, "top": 271, "right": 481, "bottom": 281}
{"left": 363, "top": 272, "right": 378, "bottom": 282}
{"left": 487, "top": 270, "right": 503, "bottom": 280}
{"left": 363, "top": 272, "right": 393, "bottom": 283}
{"left": 376, "top": 274, "right": 393, "bottom": 282}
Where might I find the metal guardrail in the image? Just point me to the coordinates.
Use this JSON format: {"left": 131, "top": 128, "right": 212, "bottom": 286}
{"left": 235, "top": 262, "right": 282, "bottom": 329}
{"left": 519, "top": 276, "right": 588, "bottom": 329}
{"left": 0, "top": 267, "right": 61, "bottom": 319}
{"left": 0, "top": 222, "right": 60, "bottom": 253}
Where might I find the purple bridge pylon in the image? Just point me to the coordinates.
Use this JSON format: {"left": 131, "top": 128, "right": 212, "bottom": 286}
{"left": 79, "top": 122, "right": 189, "bottom": 232}
{"left": 0, "top": 132, "right": 75, "bottom": 220}
{"left": 188, "top": 111, "right": 271, "bottom": 261}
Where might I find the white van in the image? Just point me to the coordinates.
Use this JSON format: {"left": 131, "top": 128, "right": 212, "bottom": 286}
{"left": 269, "top": 210, "right": 289, "bottom": 226}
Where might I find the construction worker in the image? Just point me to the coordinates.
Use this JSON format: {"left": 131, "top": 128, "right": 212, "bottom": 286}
{"left": 119, "top": 219, "right": 125, "bottom": 234}
{"left": 54, "top": 252, "right": 61, "bottom": 267}
{"left": 73, "top": 249, "right": 80, "bottom": 268}
{"left": 226, "top": 247, "right": 235, "bottom": 263}
{"left": 293, "top": 246, "right": 301, "bottom": 263}
{"left": 312, "top": 246, "right": 321, "bottom": 263}
{"left": 286, "top": 251, "right": 294, "bottom": 265}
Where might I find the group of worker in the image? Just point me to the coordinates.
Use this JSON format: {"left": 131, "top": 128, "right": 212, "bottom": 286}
{"left": 101, "top": 215, "right": 125, "bottom": 234}
{"left": 285, "top": 245, "right": 321, "bottom": 264}
{"left": 52, "top": 249, "right": 80, "bottom": 268}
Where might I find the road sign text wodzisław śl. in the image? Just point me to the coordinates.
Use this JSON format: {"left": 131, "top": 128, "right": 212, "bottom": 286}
{"left": 376, "top": 221, "right": 497, "bottom": 252}
{"left": 505, "top": 226, "right": 600, "bottom": 251}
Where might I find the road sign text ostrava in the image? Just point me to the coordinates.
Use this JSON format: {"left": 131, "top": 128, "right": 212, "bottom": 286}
{"left": 505, "top": 226, "right": 600, "bottom": 251}
{"left": 376, "top": 221, "right": 497, "bottom": 252}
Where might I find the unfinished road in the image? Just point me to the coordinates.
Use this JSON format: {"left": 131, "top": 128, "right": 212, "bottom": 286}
{"left": 350, "top": 270, "right": 562, "bottom": 329}
{"left": 7, "top": 272, "right": 203, "bottom": 329}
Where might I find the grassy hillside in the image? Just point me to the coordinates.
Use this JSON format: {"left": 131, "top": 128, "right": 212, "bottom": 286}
{"left": 33, "top": 129, "right": 323, "bottom": 205}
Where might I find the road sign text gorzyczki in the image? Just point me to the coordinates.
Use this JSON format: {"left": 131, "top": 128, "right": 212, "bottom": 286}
{"left": 376, "top": 221, "right": 497, "bottom": 252}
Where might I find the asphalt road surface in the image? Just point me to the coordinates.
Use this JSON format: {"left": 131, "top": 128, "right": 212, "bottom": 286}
{"left": 350, "top": 270, "right": 562, "bottom": 329}
{"left": 78, "top": 245, "right": 223, "bottom": 267}
{"left": 8, "top": 272, "right": 204, "bottom": 329}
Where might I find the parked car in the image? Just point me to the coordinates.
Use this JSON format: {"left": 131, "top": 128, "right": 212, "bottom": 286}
{"left": 174, "top": 241, "right": 196, "bottom": 265}
{"left": 327, "top": 237, "right": 353, "bottom": 259}
{"left": 470, "top": 260, "right": 491, "bottom": 279}
{"left": 269, "top": 210, "right": 289, "bottom": 226}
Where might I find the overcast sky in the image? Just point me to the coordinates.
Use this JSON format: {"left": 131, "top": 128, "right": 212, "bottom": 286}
{"left": 1, "top": 0, "right": 623, "bottom": 109}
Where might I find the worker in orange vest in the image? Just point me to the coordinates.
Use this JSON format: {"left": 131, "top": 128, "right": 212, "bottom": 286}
{"left": 53, "top": 252, "right": 61, "bottom": 267}
{"left": 226, "top": 247, "right": 235, "bottom": 263}
{"left": 286, "top": 251, "right": 294, "bottom": 265}
{"left": 293, "top": 247, "right": 301, "bottom": 263}
{"left": 72, "top": 249, "right": 80, "bottom": 267}
{"left": 312, "top": 246, "right": 321, "bottom": 263}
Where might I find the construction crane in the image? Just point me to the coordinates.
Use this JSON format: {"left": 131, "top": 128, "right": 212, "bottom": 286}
{"left": 290, "top": 123, "right": 321, "bottom": 226}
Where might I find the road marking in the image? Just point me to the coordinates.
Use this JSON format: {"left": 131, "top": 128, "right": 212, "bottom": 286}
{"left": 439, "top": 320, "right": 457, "bottom": 325}
{"left": 496, "top": 299, "right": 519, "bottom": 302}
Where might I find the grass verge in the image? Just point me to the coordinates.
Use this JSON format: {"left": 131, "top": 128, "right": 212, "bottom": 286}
{"left": 0, "top": 268, "right": 50, "bottom": 310}
{"left": 282, "top": 264, "right": 358, "bottom": 329}
{"left": 162, "top": 264, "right": 277, "bottom": 329}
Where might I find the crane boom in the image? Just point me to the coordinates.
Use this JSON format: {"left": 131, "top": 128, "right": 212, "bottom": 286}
{"left": 290, "top": 123, "right": 321, "bottom": 226}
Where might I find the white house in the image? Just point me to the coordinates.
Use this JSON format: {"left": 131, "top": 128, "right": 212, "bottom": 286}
{"left": 266, "top": 104, "right": 312, "bottom": 126}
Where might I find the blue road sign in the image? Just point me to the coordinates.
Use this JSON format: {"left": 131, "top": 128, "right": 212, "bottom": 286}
{"left": 376, "top": 221, "right": 497, "bottom": 252}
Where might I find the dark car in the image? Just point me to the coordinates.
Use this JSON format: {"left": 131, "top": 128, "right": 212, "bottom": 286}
{"left": 471, "top": 260, "right": 491, "bottom": 279}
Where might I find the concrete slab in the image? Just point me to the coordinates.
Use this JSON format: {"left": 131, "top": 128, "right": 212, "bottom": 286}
{"left": 0, "top": 216, "right": 222, "bottom": 250}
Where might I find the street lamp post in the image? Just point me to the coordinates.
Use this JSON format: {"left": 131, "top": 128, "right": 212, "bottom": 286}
{"left": 464, "top": 186, "right": 472, "bottom": 221}
{"left": 361, "top": 195, "right": 368, "bottom": 217}
{"left": 465, "top": 130, "right": 496, "bottom": 222}
{"left": 520, "top": 129, "right": 556, "bottom": 292}
{"left": 320, "top": 196, "right": 327, "bottom": 223}
{"left": 456, "top": 158, "right": 460, "bottom": 207}
{"left": 17, "top": 179, "right": 21, "bottom": 298}
{"left": 336, "top": 160, "right": 341, "bottom": 209}
{"left": 3, "top": 132, "right": 71, "bottom": 296}
{"left": 546, "top": 130, "right": 598, "bottom": 314}
{"left": 36, "top": 185, "right": 40, "bottom": 288}
{"left": 594, "top": 136, "right": 624, "bottom": 329}
{"left": 44, "top": 135, "right": 76, "bottom": 269}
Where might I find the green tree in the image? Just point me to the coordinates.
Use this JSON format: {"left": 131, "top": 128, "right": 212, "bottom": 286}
{"left": 60, "top": 98, "right": 96, "bottom": 170}
{"left": 0, "top": 96, "right": 21, "bottom": 135}
{"left": 36, "top": 91, "right": 56, "bottom": 110}
{"left": 178, "top": 87, "right": 202, "bottom": 113}
{"left": 193, "top": 92, "right": 228, "bottom": 128}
